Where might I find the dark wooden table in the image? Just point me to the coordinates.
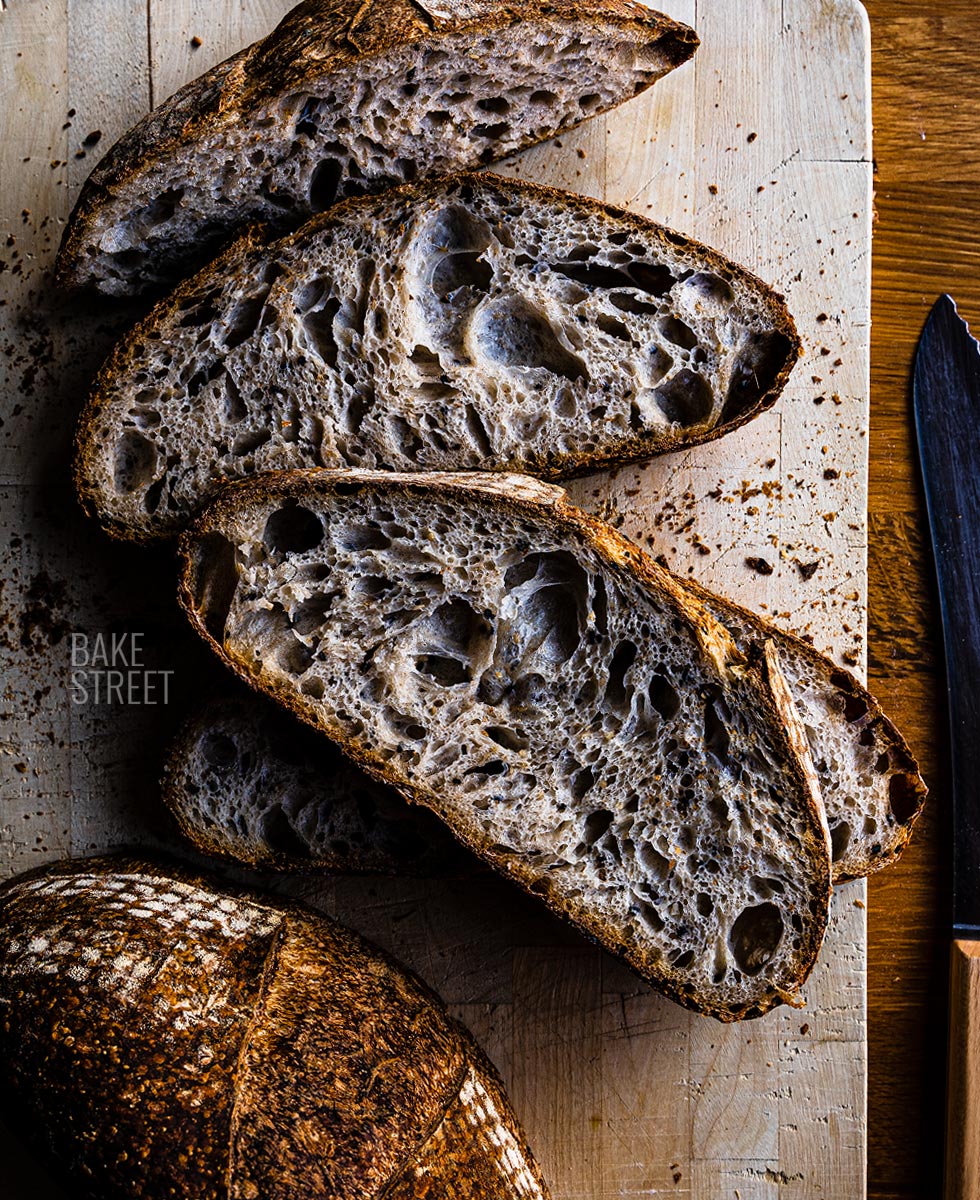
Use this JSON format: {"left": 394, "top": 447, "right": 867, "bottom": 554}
{"left": 864, "top": 3, "right": 979, "bottom": 1196}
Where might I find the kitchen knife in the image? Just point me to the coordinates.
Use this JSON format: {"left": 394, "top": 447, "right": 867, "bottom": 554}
{"left": 914, "top": 293, "right": 980, "bottom": 1200}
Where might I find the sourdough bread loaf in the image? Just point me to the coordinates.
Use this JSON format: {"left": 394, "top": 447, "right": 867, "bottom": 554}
{"left": 162, "top": 690, "right": 469, "bottom": 873}
{"left": 76, "top": 172, "right": 799, "bottom": 542}
{"left": 0, "top": 856, "right": 550, "bottom": 1200}
{"left": 178, "top": 468, "right": 832, "bottom": 1021}
{"left": 56, "top": 0, "right": 697, "bottom": 295}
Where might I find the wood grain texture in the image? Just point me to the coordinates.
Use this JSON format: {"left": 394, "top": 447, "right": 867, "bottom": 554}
{"left": 863, "top": 1, "right": 978, "bottom": 1197}
{"left": 945, "top": 940, "right": 980, "bottom": 1200}
{"left": 0, "top": 0, "right": 878, "bottom": 1197}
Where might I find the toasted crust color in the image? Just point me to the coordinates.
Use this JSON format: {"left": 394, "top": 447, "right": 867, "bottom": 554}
{"left": 57, "top": 0, "right": 697, "bottom": 293}
{"left": 0, "top": 855, "right": 551, "bottom": 1200}
{"left": 177, "top": 468, "right": 833, "bottom": 1021}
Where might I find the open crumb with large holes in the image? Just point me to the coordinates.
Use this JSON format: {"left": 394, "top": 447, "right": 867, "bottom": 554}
{"left": 77, "top": 173, "right": 799, "bottom": 541}
{"left": 57, "top": 0, "right": 697, "bottom": 295}
{"left": 162, "top": 690, "right": 469, "bottom": 873}
{"left": 179, "top": 469, "right": 832, "bottom": 1021}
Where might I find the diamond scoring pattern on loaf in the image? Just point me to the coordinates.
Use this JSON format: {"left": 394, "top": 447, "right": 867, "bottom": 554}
{"left": 0, "top": 859, "right": 552, "bottom": 1199}
{"left": 181, "top": 471, "right": 831, "bottom": 1020}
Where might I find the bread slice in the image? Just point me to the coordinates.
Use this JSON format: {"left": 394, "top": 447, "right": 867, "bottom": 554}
{"left": 673, "top": 576, "right": 926, "bottom": 881}
{"left": 178, "top": 468, "right": 832, "bottom": 1021}
{"left": 162, "top": 689, "right": 469, "bottom": 873}
{"left": 0, "top": 855, "right": 550, "bottom": 1200}
{"left": 165, "top": 595, "right": 927, "bottom": 883}
{"left": 56, "top": 0, "right": 697, "bottom": 296}
{"left": 75, "top": 172, "right": 800, "bottom": 542}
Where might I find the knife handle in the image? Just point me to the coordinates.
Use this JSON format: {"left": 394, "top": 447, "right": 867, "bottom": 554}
{"left": 947, "top": 939, "right": 980, "bottom": 1199}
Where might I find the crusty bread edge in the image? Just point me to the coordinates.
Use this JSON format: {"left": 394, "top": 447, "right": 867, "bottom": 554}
{"left": 675, "top": 572, "right": 927, "bottom": 880}
{"left": 3, "top": 852, "right": 548, "bottom": 1198}
{"left": 176, "top": 468, "right": 832, "bottom": 1021}
{"left": 56, "top": 0, "right": 698, "bottom": 291}
{"left": 74, "top": 171, "right": 799, "bottom": 543}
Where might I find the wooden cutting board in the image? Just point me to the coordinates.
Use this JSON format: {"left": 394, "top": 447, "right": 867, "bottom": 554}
{"left": 0, "top": 0, "right": 870, "bottom": 1196}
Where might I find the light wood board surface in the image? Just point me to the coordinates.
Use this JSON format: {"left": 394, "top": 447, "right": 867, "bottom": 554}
{"left": 0, "top": 1, "right": 871, "bottom": 1196}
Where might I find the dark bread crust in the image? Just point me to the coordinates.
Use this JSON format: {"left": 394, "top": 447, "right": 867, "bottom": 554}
{"left": 675, "top": 575, "right": 927, "bottom": 881}
{"left": 57, "top": 0, "right": 697, "bottom": 292}
{"left": 74, "top": 172, "right": 801, "bottom": 543}
{"left": 0, "top": 855, "right": 550, "bottom": 1200}
{"left": 176, "top": 468, "right": 832, "bottom": 1021}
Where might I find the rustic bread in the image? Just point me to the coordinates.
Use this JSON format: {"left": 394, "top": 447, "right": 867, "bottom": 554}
{"left": 165, "top": 597, "right": 926, "bottom": 883}
{"left": 75, "top": 172, "right": 800, "bottom": 542}
{"left": 674, "top": 576, "right": 926, "bottom": 880}
{"left": 56, "top": 0, "right": 697, "bottom": 296}
{"left": 178, "top": 468, "right": 832, "bottom": 1021}
{"left": 0, "top": 855, "right": 550, "bottom": 1200}
{"left": 162, "top": 690, "right": 468, "bottom": 873}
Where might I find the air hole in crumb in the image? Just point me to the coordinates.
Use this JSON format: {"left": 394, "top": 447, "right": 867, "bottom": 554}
{"left": 477, "top": 95, "right": 510, "bottom": 114}
{"left": 571, "top": 766, "right": 595, "bottom": 802}
{"left": 652, "top": 368, "right": 714, "bottom": 426}
{"left": 431, "top": 251, "right": 493, "bottom": 299}
{"left": 505, "top": 551, "right": 589, "bottom": 664}
{"left": 629, "top": 262, "right": 675, "bottom": 296}
{"left": 114, "top": 431, "right": 157, "bottom": 494}
{"left": 464, "top": 404, "right": 493, "bottom": 459}
{"left": 310, "top": 158, "right": 343, "bottom": 211}
{"left": 830, "top": 821, "right": 851, "bottom": 862}
{"left": 191, "top": 534, "right": 239, "bottom": 641}
{"left": 604, "top": 640, "right": 637, "bottom": 715}
{"left": 889, "top": 773, "right": 921, "bottom": 824}
{"left": 660, "top": 316, "right": 699, "bottom": 350}
{"left": 303, "top": 295, "right": 343, "bottom": 364}
{"left": 647, "top": 673, "right": 680, "bottom": 720}
{"left": 638, "top": 841, "right": 671, "bottom": 882}
{"left": 583, "top": 808, "right": 613, "bottom": 845}
{"left": 724, "top": 331, "right": 795, "bottom": 416}
{"left": 201, "top": 732, "right": 237, "bottom": 769}
{"left": 486, "top": 726, "right": 528, "bottom": 752}
{"left": 263, "top": 504, "right": 324, "bottom": 554}
{"left": 685, "top": 272, "right": 734, "bottom": 305}
{"left": 596, "top": 313, "right": 632, "bottom": 342}
{"left": 292, "top": 594, "right": 335, "bottom": 635}
{"left": 636, "top": 900, "right": 664, "bottom": 931}
{"left": 705, "top": 700, "right": 724, "bottom": 763}
{"left": 472, "top": 296, "right": 588, "bottom": 382}
{"left": 339, "top": 524, "right": 390, "bottom": 551}
{"left": 417, "top": 654, "right": 471, "bottom": 686}
{"left": 729, "top": 903, "right": 784, "bottom": 975}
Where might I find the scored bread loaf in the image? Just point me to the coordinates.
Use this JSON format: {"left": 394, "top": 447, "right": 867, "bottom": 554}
{"left": 75, "top": 172, "right": 800, "bottom": 542}
{"left": 162, "top": 690, "right": 469, "bottom": 873}
{"left": 673, "top": 576, "right": 926, "bottom": 880}
{"left": 178, "top": 468, "right": 832, "bottom": 1021}
{"left": 0, "top": 856, "right": 550, "bottom": 1200}
{"left": 56, "top": 0, "right": 697, "bottom": 296}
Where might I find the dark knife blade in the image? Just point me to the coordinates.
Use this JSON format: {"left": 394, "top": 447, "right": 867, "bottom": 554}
{"left": 914, "top": 294, "right": 980, "bottom": 934}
